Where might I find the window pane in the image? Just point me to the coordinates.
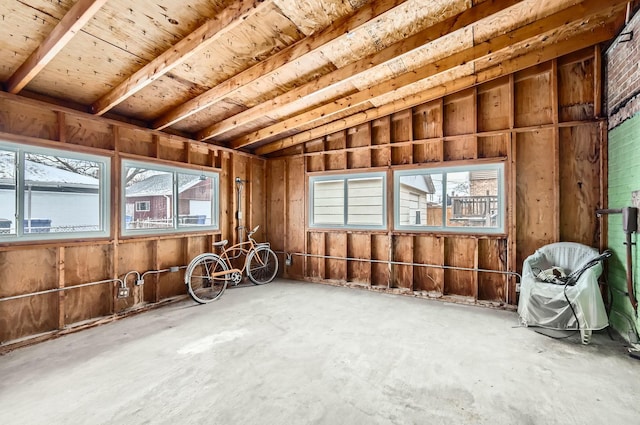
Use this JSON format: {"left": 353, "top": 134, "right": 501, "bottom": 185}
{"left": 398, "top": 173, "right": 443, "bottom": 226}
{"left": 0, "top": 150, "right": 16, "bottom": 235}
{"left": 178, "top": 173, "right": 213, "bottom": 227}
{"left": 124, "top": 167, "right": 173, "bottom": 230}
{"left": 347, "top": 177, "right": 383, "bottom": 225}
{"left": 23, "top": 153, "right": 101, "bottom": 233}
{"left": 313, "top": 180, "right": 344, "bottom": 225}
{"left": 446, "top": 169, "right": 499, "bottom": 228}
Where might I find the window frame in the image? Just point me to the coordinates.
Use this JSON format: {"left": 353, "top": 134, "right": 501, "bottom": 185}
{"left": 393, "top": 162, "right": 505, "bottom": 234}
{"left": 0, "top": 140, "right": 111, "bottom": 242}
{"left": 121, "top": 159, "right": 219, "bottom": 236}
{"left": 135, "top": 201, "right": 150, "bottom": 212}
{"left": 309, "top": 171, "right": 387, "bottom": 230}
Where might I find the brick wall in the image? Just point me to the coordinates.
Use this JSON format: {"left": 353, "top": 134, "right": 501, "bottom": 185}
{"left": 605, "top": 11, "right": 640, "bottom": 129}
{"left": 605, "top": 9, "right": 640, "bottom": 341}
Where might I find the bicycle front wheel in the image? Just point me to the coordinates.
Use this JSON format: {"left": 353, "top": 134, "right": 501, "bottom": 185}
{"left": 247, "top": 247, "right": 279, "bottom": 285}
{"left": 185, "top": 254, "right": 229, "bottom": 304}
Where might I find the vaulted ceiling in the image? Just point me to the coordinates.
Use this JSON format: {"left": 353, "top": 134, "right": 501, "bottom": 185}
{"left": 0, "top": 0, "right": 633, "bottom": 155}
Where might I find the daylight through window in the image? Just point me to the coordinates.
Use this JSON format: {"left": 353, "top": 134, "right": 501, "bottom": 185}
{"left": 122, "top": 160, "right": 218, "bottom": 235}
{"left": 0, "top": 141, "right": 110, "bottom": 241}
{"left": 310, "top": 172, "right": 386, "bottom": 229}
{"left": 394, "top": 163, "right": 505, "bottom": 234}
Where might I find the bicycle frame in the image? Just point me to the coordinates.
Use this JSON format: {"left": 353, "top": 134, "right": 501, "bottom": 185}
{"left": 211, "top": 231, "right": 270, "bottom": 281}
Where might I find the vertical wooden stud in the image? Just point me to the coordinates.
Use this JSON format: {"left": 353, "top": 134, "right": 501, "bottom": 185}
{"left": 57, "top": 247, "right": 65, "bottom": 329}
{"left": 594, "top": 44, "right": 602, "bottom": 118}
{"left": 57, "top": 111, "right": 66, "bottom": 143}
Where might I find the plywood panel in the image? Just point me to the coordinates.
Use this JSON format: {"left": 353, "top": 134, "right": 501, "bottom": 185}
{"left": 478, "top": 134, "right": 508, "bottom": 158}
{"left": 371, "top": 234, "right": 389, "bottom": 287}
{"left": 444, "top": 237, "right": 476, "bottom": 297}
{"left": 250, "top": 158, "right": 266, "bottom": 236}
{"left": 65, "top": 115, "right": 113, "bottom": 150}
{"left": 444, "top": 89, "right": 475, "bottom": 136}
{"left": 0, "top": 98, "right": 57, "bottom": 140}
{"left": 347, "top": 233, "right": 371, "bottom": 285}
{"left": 64, "top": 245, "right": 111, "bottom": 285}
{"left": 413, "top": 235, "right": 443, "bottom": 293}
{"left": 307, "top": 232, "right": 325, "bottom": 280}
{"left": 157, "top": 238, "right": 185, "bottom": 299}
{"left": 286, "top": 156, "right": 305, "bottom": 278}
{"left": 325, "top": 233, "right": 347, "bottom": 281}
{"left": 559, "top": 125, "right": 600, "bottom": 246}
{"left": 158, "top": 136, "right": 187, "bottom": 163}
{"left": 0, "top": 248, "right": 57, "bottom": 297}
{"left": 324, "top": 131, "right": 346, "bottom": 171}
{"left": 305, "top": 139, "right": 325, "bottom": 172}
{"left": 392, "top": 235, "right": 413, "bottom": 289}
{"left": 516, "top": 129, "right": 557, "bottom": 270}
{"left": 117, "top": 240, "right": 154, "bottom": 307}
{"left": 515, "top": 66, "right": 553, "bottom": 127}
{"left": 347, "top": 123, "right": 371, "bottom": 169}
{"left": 477, "top": 77, "right": 511, "bottom": 132}
{"left": 391, "top": 111, "right": 412, "bottom": 165}
{"left": 444, "top": 136, "right": 476, "bottom": 161}
{"left": 558, "top": 59, "right": 595, "bottom": 122}
{"left": 477, "top": 239, "right": 506, "bottom": 302}
{"left": 266, "top": 158, "right": 286, "bottom": 252}
{"left": 64, "top": 284, "right": 111, "bottom": 325}
{"left": 413, "top": 100, "right": 442, "bottom": 139}
{"left": 413, "top": 140, "right": 443, "bottom": 163}
{"left": 117, "top": 126, "right": 154, "bottom": 157}
{"left": 0, "top": 294, "right": 58, "bottom": 343}
{"left": 371, "top": 116, "right": 391, "bottom": 167}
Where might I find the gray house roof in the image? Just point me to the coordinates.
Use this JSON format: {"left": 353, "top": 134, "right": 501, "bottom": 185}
{"left": 125, "top": 173, "right": 202, "bottom": 198}
{"left": 0, "top": 154, "right": 98, "bottom": 189}
{"left": 399, "top": 175, "right": 436, "bottom": 194}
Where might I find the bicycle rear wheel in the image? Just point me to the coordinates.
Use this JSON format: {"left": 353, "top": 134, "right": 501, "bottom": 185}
{"left": 185, "top": 254, "right": 229, "bottom": 304}
{"left": 247, "top": 247, "right": 278, "bottom": 285}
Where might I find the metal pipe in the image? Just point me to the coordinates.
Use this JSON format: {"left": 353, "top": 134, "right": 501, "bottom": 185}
{"left": 0, "top": 278, "right": 124, "bottom": 303}
{"left": 280, "top": 251, "right": 520, "bottom": 304}
{"left": 624, "top": 232, "right": 638, "bottom": 311}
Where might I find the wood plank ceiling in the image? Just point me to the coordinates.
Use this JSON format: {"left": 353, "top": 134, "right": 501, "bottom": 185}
{"left": 0, "top": 0, "right": 632, "bottom": 155}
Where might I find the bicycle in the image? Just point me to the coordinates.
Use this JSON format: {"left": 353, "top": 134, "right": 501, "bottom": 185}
{"left": 184, "top": 225, "right": 279, "bottom": 304}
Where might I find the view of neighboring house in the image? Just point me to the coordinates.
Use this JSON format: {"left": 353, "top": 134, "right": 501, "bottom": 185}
{"left": 125, "top": 173, "right": 213, "bottom": 229}
{"left": 0, "top": 154, "right": 100, "bottom": 233}
{"left": 398, "top": 174, "right": 438, "bottom": 226}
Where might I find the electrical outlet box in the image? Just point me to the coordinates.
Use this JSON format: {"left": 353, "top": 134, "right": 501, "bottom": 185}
{"left": 136, "top": 279, "right": 144, "bottom": 286}
{"left": 515, "top": 283, "right": 521, "bottom": 292}
{"left": 117, "top": 287, "right": 130, "bottom": 298}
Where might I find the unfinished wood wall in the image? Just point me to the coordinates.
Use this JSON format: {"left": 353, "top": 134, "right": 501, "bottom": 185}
{"left": 266, "top": 47, "right": 606, "bottom": 306}
{"left": 0, "top": 92, "right": 265, "bottom": 348}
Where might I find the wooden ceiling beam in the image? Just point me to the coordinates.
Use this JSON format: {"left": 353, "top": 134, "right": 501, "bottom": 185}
{"left": 5, "top": 0, "right": 109, "bottom": 94}
{"left": 152, "top": 0, "right": 407, "bottom": 130}
{"left": 90, "top": 0, "right": 271, "bottom": 116}
{"left": 233, "top": 0, "right": 626, "bottom": 150}
{"left": 255, "top": 21, "right": 618, "bottom": 156}
{"left": 199, "top": 0, "right": 522, "bottom": 143}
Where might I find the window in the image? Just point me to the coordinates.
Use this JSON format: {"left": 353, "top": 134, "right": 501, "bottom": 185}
{"left": 122, "top": 160, "right": 218, "bottom": 235}
{"left": 135, "top": 201, "right": 150, "bottom": 212}
{"left": 0, "top": 141, "right": 110, "bottom": 241}
{"left": 310, "top": 172, "right": 386, "bottom": 229}
{"left": 394, "top": 163, "right": 505, "bottom": 233}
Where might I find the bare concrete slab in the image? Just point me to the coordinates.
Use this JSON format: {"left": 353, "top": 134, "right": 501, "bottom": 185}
{"left": 1, "top": 280, "right": 638, "bottom": 425}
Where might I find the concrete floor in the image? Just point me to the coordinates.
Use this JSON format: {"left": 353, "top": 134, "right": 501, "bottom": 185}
{"left": 1, "top": 280, "right": 639, "bottom": 425}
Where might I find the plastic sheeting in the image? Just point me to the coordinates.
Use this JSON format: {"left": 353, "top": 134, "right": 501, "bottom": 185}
{"left": 517, "top": 242, "right": 608, "bottom": 341}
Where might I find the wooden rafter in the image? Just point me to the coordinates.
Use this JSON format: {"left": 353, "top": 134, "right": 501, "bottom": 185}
{"left": 198, "top": 0, "right": 522, "bottom": 143}
{"left": 5, "top": 0, "right": 109, "bottom": 94}
{"left": 255, "top": 21, "right": 618, "bottom": 155}
{"left": 231, "top": 0, "right": 626, "bottom": 150}
{"left": 90, "top": 0, "right": 272, "bottom": 116}
{"left": 152, "top": 0, "right": 408, "bottom": 131}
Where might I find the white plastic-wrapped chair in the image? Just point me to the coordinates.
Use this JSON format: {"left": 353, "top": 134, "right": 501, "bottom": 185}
{"left": 517, "top": 242, "right": 608, "bottom": 344}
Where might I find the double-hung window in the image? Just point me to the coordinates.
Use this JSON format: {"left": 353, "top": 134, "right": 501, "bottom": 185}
{"left": 309, "top": 172, "right": 386, "bottom": 229}
{"left": 0, "top": 141, "right": 110, "bottom": 241}
{"left": 394, "top": 163, "right": 505, "bottom": 233}
{"left": 122, "top": 159, "right": 219, "bottom": 235}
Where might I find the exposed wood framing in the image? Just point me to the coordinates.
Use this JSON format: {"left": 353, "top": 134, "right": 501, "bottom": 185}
{"left": 90, "top": 0, "right": 273, "bottom": 115}
{"left": 5, "top": 0, "right": 108, "bottom": 94}
{"left": 239, "top": 0, "right": 625, "bottom": 150}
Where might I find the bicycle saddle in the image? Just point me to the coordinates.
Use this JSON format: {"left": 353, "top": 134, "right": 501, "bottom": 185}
{"left": 212, "top": 239, "right": 228, "bottom": 247}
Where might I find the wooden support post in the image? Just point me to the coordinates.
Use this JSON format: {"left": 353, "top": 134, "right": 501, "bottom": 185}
{"left": 594, "top": 44, "right": 602, "bottom": 118}
{"left": 153, "top": 240, "right": 160, "bottom": 303}
{"left": 57, "top": 247, "right": 66, "bottom": 329}
{"left": 283, "top": 157, "right": 289, "bottom": 278}
{"left": 551, "top": 59, "right": 560, "bottom": 242}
